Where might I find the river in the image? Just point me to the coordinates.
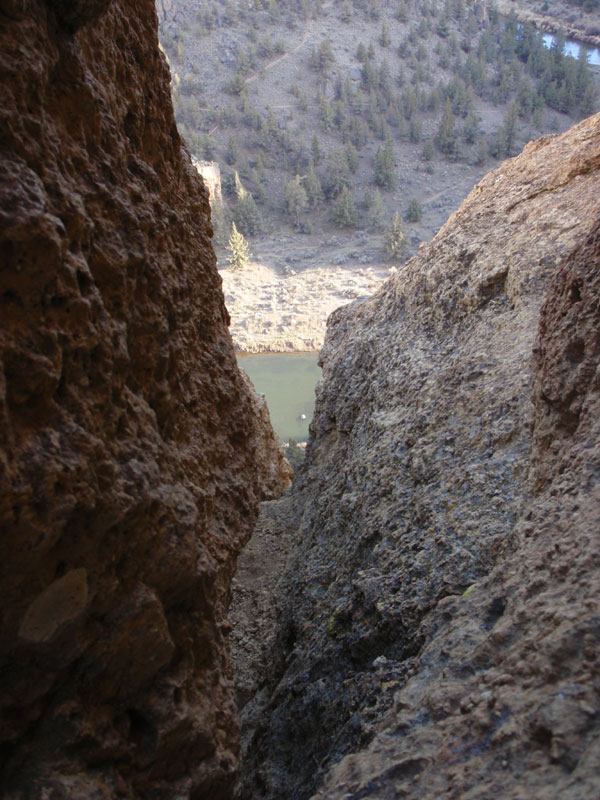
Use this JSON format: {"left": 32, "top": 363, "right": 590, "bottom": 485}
{"left": 238, "top": 353, "right": 321, "bottom": 442}
{"left": 542, "top": 32, "right": 600, "bottom": 66}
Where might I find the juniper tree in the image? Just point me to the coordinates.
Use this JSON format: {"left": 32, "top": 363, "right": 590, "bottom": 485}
{"left": 345, "top": 143, "right": 359, "bottom": 173}
{"left": 501, "top": 101, "right": 518, "bottom": 156}
{"left": 475, "top": 135, "right": 488, "bottom": 166}
{"left": 304, "top": 161, "right": 324, "bottom": 207}
{"left": 435, "top": 98, "right": 458, "bottom": 155}
{"left": 374, "top": 139, "right": 395, "bottom": 189}
{"left": 379, "top": 21, "right": 391, "bottom": 47}
{"left": 384, "top": 212, "right": 408, "bottom": 260}
{"left": 421, "top": 139, "right": 434, "bottom": 161}
{"left": 233, "top": 172, "right": 261, "bottom": 235}
{"left": 284, "top": 175, "right": 309, "bottom": 228}
{"left": 366, "top": 188, "right": 386, "bottom": 231}
{"left": 406, "top": 199, "right": 423, "bottom": 223}
{"left": 332, "top": 186, "right": 358, "bottom": 228}
{"left": 225, "top": 135, "right": 238, "bottom": 165}
{"left": 325, "top": 149, "right": 351, "bottom": 198}
{"left": 226, "top": 222, "right": 251, "bottom": 271}
{"left": 311, "top": 134, "right": 323, "bottom": 165}
{"left": 311, "top": 39, "right": 335, "bottom": 76}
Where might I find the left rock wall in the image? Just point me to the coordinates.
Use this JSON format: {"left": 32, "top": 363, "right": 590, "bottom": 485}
{"left": 0, "top": 1, "right": 283, "bottom": 797}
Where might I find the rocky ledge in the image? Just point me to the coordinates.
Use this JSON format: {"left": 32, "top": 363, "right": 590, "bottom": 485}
{"left": 236, "top": 113, "right": 600, "bottom": 799}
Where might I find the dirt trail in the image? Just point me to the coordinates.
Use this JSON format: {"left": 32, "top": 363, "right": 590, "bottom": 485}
{"left": 207, "top": 14, "right": 315, "bottom": 136}
{"left": 246, "top": 14, "right": 313, "bottom": 84}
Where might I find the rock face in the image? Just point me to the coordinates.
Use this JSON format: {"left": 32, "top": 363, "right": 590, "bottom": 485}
{"left": 0, "top": 1, "right": 286, "bottom": 797}
{"left": 237, "top": 114, "right": 600, "bottom": 799}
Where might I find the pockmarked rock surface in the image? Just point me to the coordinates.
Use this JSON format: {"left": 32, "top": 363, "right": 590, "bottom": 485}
{"left": 236, "top": 114, "right": 600, "bottom": 799}
{"left": 0, "top": 2, "right": 287, "bottom": 797}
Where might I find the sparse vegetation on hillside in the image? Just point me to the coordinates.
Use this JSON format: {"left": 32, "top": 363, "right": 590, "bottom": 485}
{"left": 158, "top": 0, "right": 599, "bottom": 261}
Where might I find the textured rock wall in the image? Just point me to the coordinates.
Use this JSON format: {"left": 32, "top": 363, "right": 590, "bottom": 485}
{"left": 238, "top": 114, "right": 600, "bottom": 799}
{"left": 0, "top": 1, "right": 286, "bottom": 797}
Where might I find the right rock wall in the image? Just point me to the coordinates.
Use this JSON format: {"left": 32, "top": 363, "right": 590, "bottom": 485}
{"left": 239, "top": 113, "right": 600, "bottom": 800}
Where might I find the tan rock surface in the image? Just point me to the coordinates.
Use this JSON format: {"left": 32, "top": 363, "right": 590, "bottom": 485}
{"left": 0, "top": 1, "right": 286, "bottom": 797}
{"left": 236, "top": 114, "right": 600, "bottom": 799}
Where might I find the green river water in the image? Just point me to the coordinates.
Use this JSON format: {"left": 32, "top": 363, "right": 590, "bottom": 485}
{"left": 237, "top": 353, "right": 321, "bottom": 442}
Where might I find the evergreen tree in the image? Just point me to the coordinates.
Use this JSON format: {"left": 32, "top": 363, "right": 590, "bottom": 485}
{"left": 475, "top": 135, "right": 488, "bottom": 166}
{"left": 501, "top": 101, "right": 518, "bottom": 156}
{"left": 211, "top": 202, "right": 230, "bottom": 248}
{"left": 379, "top": 21, "right": 391, "bottom": 48}
{"left": 304, "top": 161, "right": 324, "bottom": 207}
{"left": 409, "top": 117, "right": 422, "bottom": 143}
{"left": 396, "top": 2, "right": 409, "bottom": 22}
{"left": 384, "top": 212, "right": 408, "bottom": 260}
{"left": 462, "top": 109, "right": 481, "bottom": 144}
{"left": 284, "top": 175, "right": 309, "bottom": 228}
{"left": 421, "top": 139, "right": 435, "bottom": 161}
{"left": 406, "top": 199, "right": 423, "bottom": 223}
{"left": 435, "top": 98, "right": 458, "bottom": 155}
{"left": 332, "top": 186, "right": 358, "bottom": 228}
{"left": 225, "top": 135, "right": 238, "bottom": 165}
{"left": 233, "top": 171, "right": 261, "bottom": 235}
{"left": 580, "top": 83, "right": 596, "bottom": 116}
{"left": 366, "top": 189, "right": 386, "bottom": 230}
{"left": 311, "top": 134, "right": 323, "bottom": 165}
{"left": 374, "top": 139, "right": 395, "bottom": 189}
{"left": 325, "top": 149, "right": 351, "bottom": 198}
{"left": 226, "top": 222, "right": 251, "bottom": 271}
{"left": 318, "top": 95, "right": 335, "bottom": 131}
{"left": 311, "top": 39, "right": 335, "bottom": 75}
{"left": 345, "top": 143, "right": 359, "bottom": 173}
{"left": 249, "top": 168, "right": 267, "bottom": 205}
{"left": 234, "top": 194, "right": 261, "bottom": 235}
{"left": 225, "top": 72, "right": 246, "bottom": 96}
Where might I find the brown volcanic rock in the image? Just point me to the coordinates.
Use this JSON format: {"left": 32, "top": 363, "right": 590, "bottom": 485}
{"left": 238, "top": 115, "right": 600, "bottom": 799}
{"left": 0, "top": 1, "right": 286, "bottom": 797}
{"left": 313, "top": 218, "right": 600, "bottom": 798}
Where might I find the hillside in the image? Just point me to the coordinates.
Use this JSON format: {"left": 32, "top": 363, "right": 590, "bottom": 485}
{"left": 158, "top": 0, "right": 598, "bottom": 241}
